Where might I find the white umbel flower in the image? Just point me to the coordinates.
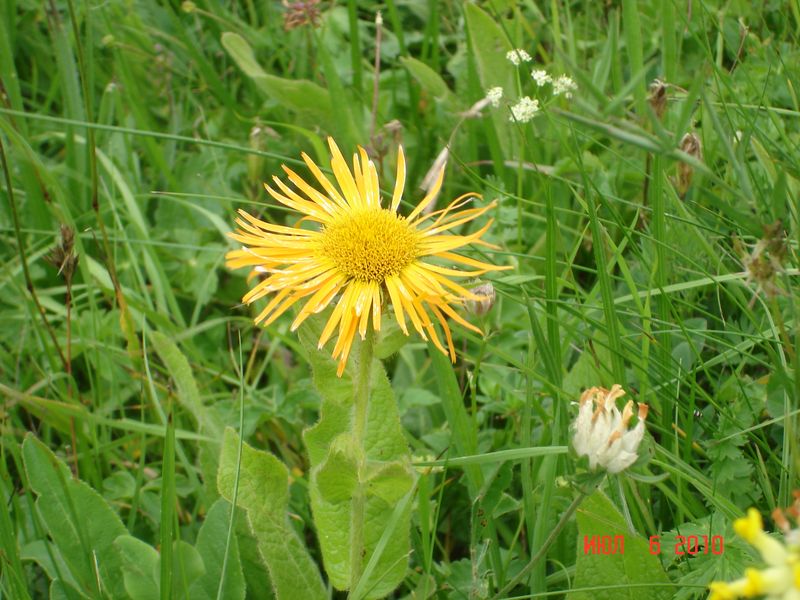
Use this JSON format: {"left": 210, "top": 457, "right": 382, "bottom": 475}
{"left": 485, "top": 86, "right": 504, "bottom": 108}
{"left": 553, "top": 75, "right": 578, "bottom": 98}
{"left": 572, "top": 385, "right": 648, "bottom": 474}
{"left": 508, "top": 96, "right": 539, "bottom": 123}
{"left": 506, "top": 49, "right": 532, "bottom": 66}
{"left": 532, "top": 69, "right": 552, "bottom": 87}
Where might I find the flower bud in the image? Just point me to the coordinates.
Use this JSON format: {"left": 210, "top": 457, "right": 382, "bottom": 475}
{"left": 466, "top": 283, "right": 496, "bottom": 317}
{"left": 648, "top": 79, "right": 667, "bottom": 120}
{"left": 677, "top": 132, "right": 702, "bottom": 197}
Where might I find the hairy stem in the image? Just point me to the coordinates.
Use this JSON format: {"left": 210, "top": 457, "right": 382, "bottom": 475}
{"left": 349, "top": 326, "right": 375, "bottom": 595}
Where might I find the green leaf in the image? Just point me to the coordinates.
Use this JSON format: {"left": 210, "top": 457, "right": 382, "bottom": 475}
{"left": 22, "top": 434, "right": 127, "bottom": 599}
{"left": 221, "top": 32, "right": 333, "bottom": 122}
{"left": 150, "top": 331, "right": 223, "bottom": 500}
{"left": 217, "top": 428, "right": 327, "bottom": 600}
{"left": 49, "top": 579, "right": 89, "bottom": 600}
{"left": 171, "top": 541, "right": 206, "bottom": 599}
{"left": 374, "top": 318, "right": 410, "bottom": 360}
{"left": 149, "top": 332, "right": 223, "bottom": 439}
{"left": 567, "top": 491, "right": 672, "bottom": 600}
{"left": 189, "top": 499, "right": 246, "bottom": 600}
{"left": 299, "top": 316, "right": 414, "bottom": 598}
{"left": 114, "top": 536, "right": 206, "bottom": 600}
{"left": 464, "top": 3, "right": 513, "bottom": 153}
{"left": 114, "top": 536, "right": 160, "bottom": 600}
{"left": 399, "top": 57, "right": 456, "bottom": 104}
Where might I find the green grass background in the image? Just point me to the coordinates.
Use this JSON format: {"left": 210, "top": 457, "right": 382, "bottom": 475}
{"left": 1, "top": 0, "right": 799, "bottom": 598}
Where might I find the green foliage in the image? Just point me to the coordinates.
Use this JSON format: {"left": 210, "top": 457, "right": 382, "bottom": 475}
{"left": 217, "top": 428, "right": 327, "bottom": 600}
{"left": 300, "top": 315, "right": 414, "bottom": 598}
{"left": 22, "top": 435, "right": 127, "bottom": 599}
{"left": 2, "top": 0, "right": 799, "bottom": 598}
{"left": 568, "top": 492, "right": 672, "bottom": 600}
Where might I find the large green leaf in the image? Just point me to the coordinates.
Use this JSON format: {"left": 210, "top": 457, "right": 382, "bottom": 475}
{"left": 22, "top": 434, "right": 127, "bottom": 599}
{"left": 189, "top": 499, "right": 246, "bottom": 600}
{"left": 114, "top": 536, "right": 205, "bottom": 600}
{"left": 567, "top": 491, "right": 672, "bottom": 600}
{"left": 464, "top": 3, "right": 514, "bottom": 153}
{"left": 221, "top": 32, "right": 334, "bottom": 122}
{"left": 300, "top": 317, "right": 414, "bottom": 599}
{"left": 399, "top": 56, "right": 458, "bottom": 108}
{"left": 114, "top": 536, "right": 159, "bottom": 600}
{"left": 150, "top": 331, "right": 223, "bottom": 498}
{"left": 217, "top": 428, "right": 327, "bottom": 600}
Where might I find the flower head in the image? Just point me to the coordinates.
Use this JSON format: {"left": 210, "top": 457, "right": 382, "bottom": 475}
{"left": 226, "top": 138, "right": 510, "bottom": 376}
{"left": 553, "top": 75, "right": 578, "bottom": 99}
{"left": 485, "top": 86, "right": 504, "bottom": 108}
{"left": 531, "top": 69, "right": 552, "bottom": 87}
{"left": 509, "top": 96, "right": 539, "bottom": 123}
{"left": 506, "top": 49, "right": 532, "bottom": 66}
{"left": 709, "top": 495, "right": 800, "bottom": 600}
{"left": 571, "top": 385, "right": 648, "bottom": 474}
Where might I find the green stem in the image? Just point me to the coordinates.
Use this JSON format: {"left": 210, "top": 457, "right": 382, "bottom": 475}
{"left": 349, "top": 326, "right": 375, "bottom": 595}
{"left": 492, "top": 483, "right": 597, "bottom": 600}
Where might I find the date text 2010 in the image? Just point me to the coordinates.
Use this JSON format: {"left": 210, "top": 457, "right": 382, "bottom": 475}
{"left": 649, "top": 535, "right": 724, "bottom": 555}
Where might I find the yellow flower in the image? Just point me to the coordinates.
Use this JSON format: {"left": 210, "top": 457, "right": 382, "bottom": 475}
{"left": 226, "top": 138, "right": 509, "bottom": 376}
{"left": 708, "top": 499, "right": 800, "bottom": 600}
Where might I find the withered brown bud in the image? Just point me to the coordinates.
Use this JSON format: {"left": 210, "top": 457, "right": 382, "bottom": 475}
{"left": 466, "top": 283, "right": 496, "bottom": 317}
{"left": 737, "top": 221, "right": 788, "bottom": 304}
{"left": 282, "top": 0, "right": 322, "bottom": 31}
{"left": 648, "top": 79, "right": 668, "bottom": 120}
{"left": 44, "top": 224, "right": 79, "bottom": 282}
{"left": 677, "top": 132, "right": 702, "bottom": 197}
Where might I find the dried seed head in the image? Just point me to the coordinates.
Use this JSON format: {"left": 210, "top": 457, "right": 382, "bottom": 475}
{"left": 677, "top": 132, "right": 702, "bottom": 197}
{"left": 466, "top": 283, "right": 496, "bottom": 317}
{"left": 736, "top": 221, "right": 788, "bottom": 303}
{"left": 648, "top": 79, "right": 668, "bottom": 119}
{"left": 282, "top": 0, "right": 322, "bottom": 31}
{"left": 45, "top": 224, "right": 79, "bottom": 283}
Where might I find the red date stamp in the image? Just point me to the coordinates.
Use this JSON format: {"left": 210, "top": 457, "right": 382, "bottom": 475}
{"left": 583, "top": 535, "right": 725, "bottom": 555}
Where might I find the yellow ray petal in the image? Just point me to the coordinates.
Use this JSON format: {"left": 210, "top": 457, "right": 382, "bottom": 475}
{"left": 301, "top": 151, "right": 348, "bottom": 209}
{"left": 390, "top": 146, "right": 406, "bottom": 213}
{"left": 268, "top": 178, "right": 332, "bottom": 223}
{"left": 237, "top": 209, "right": 319, "bottom": 236}
{"left": 318, "top": 285, "right": 355, "bottom": 349}
{"left": 327, "top": 138, "right": 361, "bottom": 209}
{"left": 429, "top": 304, "right": 456, "bottom": 361}
{"left": 282, "top": 165, "right": 341, "bottom": 215}
{"left": 407, "top": 163, "right": 444, "bottom": 222}
{"left": 384, "top": 276, "right": 408, "bottom": 335}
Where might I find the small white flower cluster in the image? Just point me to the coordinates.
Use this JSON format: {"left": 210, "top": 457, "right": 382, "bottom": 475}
{"left": 553, "top": 74, "right": 578, "bottom": 98}
{"left": 509, "top": 96, "right": 539, "bottom": 123}
{"left": 506, "top": 48, "right": 532, "bottom": 66}
{"left": 485, "top": 86, "right": 504, "bottom": 108}
{"left": 572, "top": 385, "right": 648, "bottom": 474}
{"left": 531, "top": 69, "right": 552, "bottom": 87}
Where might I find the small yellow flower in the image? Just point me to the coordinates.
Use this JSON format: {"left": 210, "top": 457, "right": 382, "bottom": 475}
{"left": 226, "top": 138, "right": 509, "bottom": 375}
{"left": 708, "top": 497, "right": 800, "bottom": 600}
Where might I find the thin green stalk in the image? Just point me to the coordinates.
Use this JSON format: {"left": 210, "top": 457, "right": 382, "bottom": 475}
{"left": 349, "top": 326, "right": 375, "bottom": 596}
{"left": 0, "top": 136, "right": 68, "bottom": 373}
{"left": 621, "top": 0, "right": 647, "bottom": 116}
{"left": 347, "top": 0, "right": 364, "bottom": 99}
{"left": 492, "top": 486, "right": 593, "bottom": 600}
